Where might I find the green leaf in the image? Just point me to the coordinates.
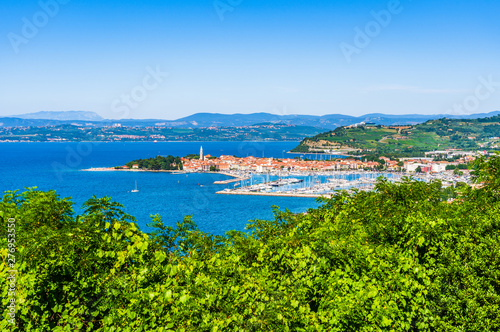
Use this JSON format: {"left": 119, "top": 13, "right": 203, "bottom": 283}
{"left": 381, "top": 316, "right": 392, "bottom": 327}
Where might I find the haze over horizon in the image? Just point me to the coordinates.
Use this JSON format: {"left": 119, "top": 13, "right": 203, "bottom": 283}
{"left": 1, "top": 0, "right": 499, "bottom": 120}
{"left": 7, "top": 109, "right": 500, "bottom": 123}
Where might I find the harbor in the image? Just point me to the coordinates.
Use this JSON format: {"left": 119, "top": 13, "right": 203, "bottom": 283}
{"left": 82, "top": 145, "right": 475, "bottom": 198}
{"left": 215, "top": 170, "right": 472, "bottom": 198}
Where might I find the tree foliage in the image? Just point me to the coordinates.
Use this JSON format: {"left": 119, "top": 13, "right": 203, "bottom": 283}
{"left": 125, "top": 155, "right": 183, "bottom": 171}
{"left": 1, "top": 156, "right": 500, "bottom": 330}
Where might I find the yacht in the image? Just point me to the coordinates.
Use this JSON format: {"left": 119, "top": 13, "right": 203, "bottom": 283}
{"left": 131, "top": 181, "right": 139, "bottom": 193}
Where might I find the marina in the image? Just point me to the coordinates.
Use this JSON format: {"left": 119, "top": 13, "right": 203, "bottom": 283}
{"left": 83, "top": 165, "right": 472, "bottom": 198}
{"left": 215, "top": 170, "right": 472, "bottom": 198}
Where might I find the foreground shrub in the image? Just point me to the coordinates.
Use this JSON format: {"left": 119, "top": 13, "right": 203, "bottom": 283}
{"left": 1, "top": 155, "right": 500, "bottom": 331}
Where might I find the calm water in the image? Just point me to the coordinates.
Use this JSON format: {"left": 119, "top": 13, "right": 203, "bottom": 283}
{"left": 0, "top": 142, "right": 321, "bottom": 235}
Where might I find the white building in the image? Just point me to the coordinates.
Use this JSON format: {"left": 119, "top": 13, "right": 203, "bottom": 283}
{"left": 405, "top": 162, "right": 426, "bottom": 173}
{"left": 430, "top": 163, "right": 447, "bottom": 173}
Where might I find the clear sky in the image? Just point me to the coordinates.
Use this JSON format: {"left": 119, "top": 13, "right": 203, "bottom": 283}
{"left": 1, "top": 0, "right": 499, "bottom": 120}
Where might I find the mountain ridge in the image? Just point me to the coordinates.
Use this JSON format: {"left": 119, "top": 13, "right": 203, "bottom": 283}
{"left": 13, "top": 111, "right": 104, "bottom": 121}
{"left": 2, "top": 110, "right": 499, "bottom": 129}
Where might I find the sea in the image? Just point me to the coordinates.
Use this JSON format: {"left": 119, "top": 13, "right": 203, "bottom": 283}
{"left": 0, "top": 141, "right": 330, "bottom": 235}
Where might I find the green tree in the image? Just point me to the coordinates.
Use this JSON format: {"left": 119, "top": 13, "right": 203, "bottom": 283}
{"left": 2, "top": 155, "right": 500, "bottom": 330}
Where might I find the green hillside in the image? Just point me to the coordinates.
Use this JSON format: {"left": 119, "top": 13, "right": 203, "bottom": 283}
{"left": 292, "top": 116, "right": 500, "bottom": 157}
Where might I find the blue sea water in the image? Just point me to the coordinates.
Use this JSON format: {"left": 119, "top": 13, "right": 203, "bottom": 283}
{"left": 0, "top": 142, "right": 321, "bottom": 235}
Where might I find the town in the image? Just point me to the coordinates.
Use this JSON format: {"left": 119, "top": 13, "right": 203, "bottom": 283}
{"left": 180, "top": 147, "right": 480, "bottom": 175}
{"left": 89, "top": 147, "right": 481, "bottom": 198}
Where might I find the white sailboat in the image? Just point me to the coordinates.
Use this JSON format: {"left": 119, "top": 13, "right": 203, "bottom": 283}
{"left": 131, "top": 181, "right": 139, "bottom": 193}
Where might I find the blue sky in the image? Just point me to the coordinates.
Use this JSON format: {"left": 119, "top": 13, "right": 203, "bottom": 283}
{"left": 1, "top": 0, "right": 499, "bottom": 119}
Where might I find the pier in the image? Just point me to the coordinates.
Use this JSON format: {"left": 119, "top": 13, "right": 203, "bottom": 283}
{"left": 213, "top": 177, "right": 249, "bottom": 184}
{"left": 217, "top": 190, "right": 331, "bottom": 198}
{"left": 214, "top": 170, "right": 472, "bottom": 198}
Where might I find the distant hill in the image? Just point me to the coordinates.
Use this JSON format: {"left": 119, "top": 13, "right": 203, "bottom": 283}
{"left": 13, "top": 111, "right": 104, "bottom": 121}
{"left": 292, "top": 115, "right": 500, "bottom": 158}
{"left": 169, "top": 111, "right": 500, "bottom": 129}
{"left": 0, "top": 123, "right": 325, "bottom": 142}
{"left": 1, "top": 110, "right": 499, "bottom": 129}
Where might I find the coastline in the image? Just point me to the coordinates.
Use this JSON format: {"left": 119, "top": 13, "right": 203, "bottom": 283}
{"left": 286, "top": 150, "right": 361, "bottom": 158}
{"left": 0, "top": 140, "right": 302, "bottom": 143}
{"left": 80, "top": 168, "right": 248, "bottom": 179}
{"left": 81, "top": 167, "right": 186, "bottom": 174}
{"left": 217, "top": 190, "right": 330, "bottom": 198}
{"left": 81, "top": 166, "right": 471, "bottom": 199}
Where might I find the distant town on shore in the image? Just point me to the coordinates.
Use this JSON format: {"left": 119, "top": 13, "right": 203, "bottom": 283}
{"left": 107, "top": 146, "right": 478, "bottom": 175}
{"left": 86, "top": 145, "right": 478, "bottom": 198}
